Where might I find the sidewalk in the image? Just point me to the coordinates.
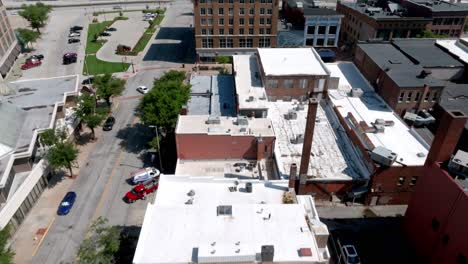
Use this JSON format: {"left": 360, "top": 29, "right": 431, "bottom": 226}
{"left": 9, "top": 128, "right": 103, "bottom": 264}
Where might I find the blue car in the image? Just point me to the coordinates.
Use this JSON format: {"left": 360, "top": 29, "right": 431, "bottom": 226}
{"left": 57, "top": 192, "right": 77, "bottom": 215}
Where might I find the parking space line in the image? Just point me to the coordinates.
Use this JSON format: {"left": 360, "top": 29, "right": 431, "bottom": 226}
{"left": 32, "top": 216, "right": 56, "bottom": 257}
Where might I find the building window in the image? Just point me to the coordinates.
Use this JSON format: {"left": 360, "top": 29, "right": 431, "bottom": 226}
{"left": 307, "top": 26, "right": 315, "bottom": 34}
{"left": 246, "top": 38, "right": 253, "bottom": 47}
{"left": 229, "top": 28, "right": 234, "bottom": 35}
{"left": 201, "top": 28, "right": 207, "bottom": 35}
{"left": 329, "top": 26, "right": 337, "bottom": 34}
{"left": 208, "top": 28, "right": 214, "bottom": 35}
{"left": 208, "top": 8, "right": 213, "bottom": 15}
{"left": 239, "top": 39, "right": 246, "bottom": 47}
{"left": 249, "top": 18, "right": 254, "bottom": 25}
{"left": 259, "top": 28, "right": 265, "bottom": 34}
{"left": 327, "top": 38, "right": 335, "bottom": 46}
{"left": 266, "top": 18, "right": 271, "bottom": 24}
{"left": 201, "top": 18, "right": 207, "bottom": 25}
{"left": 240, "top": 8, "right": 245, "bottom": 15}
{"left": 414, "top": 92, "right": 420, "bottom": 102}
{"left": 218, "top": 8, "right": 224, "bottom": 15}
{"left": 284, "top": 79, "right": 293, "bottom": 88}
{"left": 249, "top": 28, "right": 254, "bottom": 35}
{"left": 218, "top": 0, "right": 224, "bottom": 3}
{"left": 432, "top": 91, "right": 438, "bottom": 102}
{"left": 399, "top": 92, "right": 405, "bottom": 102}
{"left": 397, "top": 176, "right": 405, "bottom": 186}
{"left": 229, "top": 0, "right": 233, "bottom": 3}
{"left": 266, "top": 28, "right": 271, "bottom": 34}
{"left": 219, "top": 28, "right": 224, "bottom": 35}
{"left": 260, "top": 8, "right": 265, "bottom": 14}
{"left": 240, "top": 18, "right": 245, "bottom": 25}
{"left": 410, "top": 176, "right": 418, "bottom": 186}
{"left": 229, "top": 18, "right": 234, "bottom": 25}
{"left": 267, "top": 9, "right": 272, "bottom": 14}
{"left": 200, "top": 0, "right": 206, "bottom": 3}
{"left": 227, "top": 38, "right": 233, "bottom": 47}
{"left": 316, "top": 38, "right": 324, "bottom": 46}
{"left": 267, "top": 79, "right": 278, "bottom": 88}
{"left": 299, "top": 79, "right": 308, "bottom": 89}
{"left": 202, "top": 39, "right": 208, "bottom": 48}
{"left": 207, "top": 39, "right": 213, "bottom": 48}
{"left": 200, "top": 8, "right": 206, "bottom": 15}
{"left": 259, "top": 38, "right": 266, "bottom": 47}
{"left": 249, "top": 8, "right": 255, "bottom": 15}
{"left": 208, "top": 19, "right": 213, "bottom": 25}
{"left": 239, "top": 28, "right": 244, "bottom": 35}
{"left": 250, "top": 0, "right": 255, "bottom": 3}
{"left": 260, "top": 18, "right": 265, "bottom": 24}
{"left": 264, "top": 38, "right": 270, "bottom": 47}
{"left": 220, "top": 38, "right": 227, "bottom": 48}
{"left": 219, "top": 18, "right": 224, "bottom": 25}
{"left": 240, "top": 0, "right": 245, "bottom": 3}
{"left": 318, "top": 26, "right": 326, "bottom": 34}
{"left": 407, "top": 92, "right": 412, "bottom": 102}
{"left": 229, "top": 8, "right": 233, "bottom": 16}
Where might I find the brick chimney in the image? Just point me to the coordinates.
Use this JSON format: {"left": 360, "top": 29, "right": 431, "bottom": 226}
{"left": 299, "top": 98, "right": 319, "bottom": 176}
{"left": 426, "top": 108, "right": 467, "bottom": 165}
{"left": 288, "top": 163, "right": 297, "bottom": 190}
{"left": 257, "top": 136, "right": 265, "bottom": 161}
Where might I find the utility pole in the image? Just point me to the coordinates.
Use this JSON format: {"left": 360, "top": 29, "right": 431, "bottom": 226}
{"left": 149, "top": 125, "right": 163, "bottom": 172}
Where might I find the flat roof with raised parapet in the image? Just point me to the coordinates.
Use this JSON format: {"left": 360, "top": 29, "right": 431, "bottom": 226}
{"left": 176, "top": 115, "right": 275, "bottom": 137}
{"left": 133, "top": 175, "right": 328, "bottom": 264}
{"left": 233, "top": 55, "right": 269, "bottom": 111}
{"left": 326, "top": 62, "right": 429, "bottom": 166}
{"left": 436, "top": 38, "right": 468, "bottom": 65}
{"left": 269, "top": 100, "right": 370, "bottom": 181}
{"left": 258, "top": 48, "right": 328, "bottom": 76}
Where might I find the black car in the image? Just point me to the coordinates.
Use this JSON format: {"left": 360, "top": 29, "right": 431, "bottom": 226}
{"left": 30, "top": 54, "right": 44, "bottom": 60}
{"left": 68, "top": 38, "right": 80, "bottom": 44}
{"left": 106, "top": 27, "right": 117, "bottom": 31}
{"left": 103, "top": 116, "right": 115, "bottom": 131}
{"left": 63, "top": 53, "right": 77, "bottom": 65}
{"left": 81, "top": 76, "right": 95, "bottom": 85}
{"left": 99, "top": 32, "right": 111, "bottom": 37}
{"left": 70, "top": 26, "right": 83, "bottom": 31}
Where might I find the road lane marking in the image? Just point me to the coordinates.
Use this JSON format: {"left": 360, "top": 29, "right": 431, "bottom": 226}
{"left": 32, "top": 216, "right": 56, "bottom": 257}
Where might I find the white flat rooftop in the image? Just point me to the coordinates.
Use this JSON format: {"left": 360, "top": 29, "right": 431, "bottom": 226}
{"left": 436, "top": 38, "right": 468, "bottom": 65}
{"left": 175, "top": 159, "right": 275, "bottom": 179}
{"left": 133, "top": 175, "right": 326, "bottom": 264}
{"left": 258, "top": 48, "right": 328, "bottom": 76}
{"left": 176, "top": 115, "right": 275, "bottom": 137}
{"left": 233, "top": 55, "right": 269, "bottom": 111}
{"left": 326, "top": 62, "right": 429, "bottom": 166}
{"left": 269, "top": 100, "right": 370, "bottom": 181}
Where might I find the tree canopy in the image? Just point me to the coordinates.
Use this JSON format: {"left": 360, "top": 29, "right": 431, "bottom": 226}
{"left": 0, "top": 225, "right": 14, "bottom": 264}
{"left": 82, "top": 114, "right": 105, "bottom": 140}
{"left": 18, "top": 3, "right": 52, "bottom": 33}
{"left": 39, "top": 128, "right": 66, "bottom": 147}
{"left": 416, "top": 30, "right": 447, "bottom": 39}
{"left": 94, "top": 74, "right": 126, "bottom": 106}
{"left": 139, "top": 71, "right": 190, "bottom": 131}
{"left": 74, "top": 93, "right": 96, "bottom": 119}
{"left": 45, "top": 129, "right": 79, "bottom": 177}
{"left": 77, "top": 217, "right": 120, "bottom": 264}
{"left": 16, "top": 28, "right": 40, "bottom": 49}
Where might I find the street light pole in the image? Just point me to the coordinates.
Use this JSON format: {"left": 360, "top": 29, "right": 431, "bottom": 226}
{"left": 149, "top": 125, "right": 163, "bottom": 172}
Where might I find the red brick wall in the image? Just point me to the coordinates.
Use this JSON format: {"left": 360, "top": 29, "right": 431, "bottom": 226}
{"left": 176, "top": 134, "right": 275, "bottom": 160}
{"left": 298, "top": 181, "right": 354, "bottom": 200}
{"left": 405, "top": 163, "right": 468, "bottom": 263}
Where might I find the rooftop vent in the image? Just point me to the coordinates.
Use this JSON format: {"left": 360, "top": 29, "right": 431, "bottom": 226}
{"left": 217, "top": 205, "right": 233, "bottom": 216}
{"left": 370, "top": 146, "right": 398, "bottom": 167}
{"left": 284, "top": 110, "right": 298, "bottom": 120}
{"left": 187, "top": 190, "right": 195, "bottom": 196}
{"left": 351, "top": 88, "right": 364, "bottom": 98}
{"left": 261, "top": 245, "right": 274, "bottom": 262}
{"left": 290, "top": 134, "right": 304, "bottom": 144}
{"left": 448, "top": 150, "right": 468, "bottom": 178}
{"left": 185, "top": 198, "right": 194, "bottom": 204}
{"left": 246, "top": 96, "right": 255, "bottom": 102}
{"left": 236, "top": 116, "right": 249, "bottom": 126}
{"left": 417, "top": 70, "right": 432, "bottom": 79}
{"left": 245, "top": 182, "right": 253, "bottom": 193}
{"left": 206, "top": 116, "right": 221, "bottom": 124}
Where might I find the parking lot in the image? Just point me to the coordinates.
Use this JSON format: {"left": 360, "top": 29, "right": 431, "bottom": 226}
{"left": 323, "top": 217, "right": 418, "bottom": 264}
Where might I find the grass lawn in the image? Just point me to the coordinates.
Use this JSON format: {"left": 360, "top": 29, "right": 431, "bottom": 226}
{"left": 83, "top": 55, "right": 129, "bottom": 75}
{"left": 129, "top": 14, "right": 165, "bottom": 54}
{"left": 86, "top": 21, "right": 113, "bottom": 54}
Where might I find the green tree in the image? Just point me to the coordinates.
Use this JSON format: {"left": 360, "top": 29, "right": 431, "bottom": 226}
{"left": 82, "top": 114, "right": 105, "bottom": 140}
{"left": 416, "top": 29, "right": 447, "bottom": 38}
{"left": 215, "top": 55, "right": 230, "bottom": 66}
{"left": 47, "top": 140, "right": 79, "bottom": 177}
{"left": 148, "top": 135, "right": 161, "bottom": 152}
{"left": 74, "top": 93, "right": 97, "bottom": 119}
{"left": 77, "top": 217, "right": 120, "bottom": 264}
{"left": 0, "top": 225, "right": 14, "bottom": 264}
{"left": 39, "top": 128, "right": 66, "bottom": 147}
{"left": 18, "top": 3, "right": 52, "bottom": 33}
{"left": 94, "top": 74, "right": 126, "bottom": 107}
{"left": 16, "top": 28, "right": 40, "bottom": 49}
{"left": 139, "top": 71, "right": 190, "bottom": 131}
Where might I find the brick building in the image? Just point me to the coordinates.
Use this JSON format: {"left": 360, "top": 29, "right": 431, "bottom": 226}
{"left": 404, "top": 107, "right": 468, "bottom": 263}
{"left": 336, "top": 2, "right": 431, "bottom": 46}
{"left": 0, "top": 0, "right": 20, "bottom": 77}
{"left": 353, "top": 39, "right": 464, "bottom": 116}
{"left": 193, "top": 0, "right": 279, "bottom": 62}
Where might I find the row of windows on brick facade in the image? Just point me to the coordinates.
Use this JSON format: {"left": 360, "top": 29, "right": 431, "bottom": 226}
{"left": 200, "top": 7, "right": 273, "bottom": 15}
{"left": 200, "top": 17, "right": 272, "bottom": 25}
{"left": 305, "top": 38, "right": 336, "bottom": 46}
{"left": 199, "top": 0, "right": 273, "bottom": 4}
{"left": 307, "top": 25, "right": 337, "bottom": 35}
{"left": 433, "top": 29, "right": 461, "bottom": 37}
{"left": 397, "top": 176, "right": 418, "bottom": 186}
{"left": 398, "top": 90, "right": 439, "bottom": 103}
{"left": 433, "top": 17, "right": 465, "bottom": 26}
{"left": 201, "top": 27, "right": 272, "bottom": 35}
{"left": 266, "top": 79, "right": 309, "bottom": 89}
{"left": 201, "top": 38, "right": 271, "bottom": 48}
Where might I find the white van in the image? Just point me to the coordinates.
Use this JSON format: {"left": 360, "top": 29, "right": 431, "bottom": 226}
{"left": 129, "top": 167, "right": 160, "bottom": 185}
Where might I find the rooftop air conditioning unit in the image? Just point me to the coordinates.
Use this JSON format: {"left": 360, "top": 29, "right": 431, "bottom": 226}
{"left": 236, "top": 116, "right": 249, "bottom": 126}
{"left": 370, "top": 146, "right": 397, "bottom": 167}
{"left": 290, "top": 134, "right": 304, "bottom": 144}
{"left": 246, "top": 96, "right": 255, "bottom": 102}
{"left": 448, "top": 150, "right": 468, "bottom": 178}
{"left": 206, "top": 116, "right": 221, "bottom": 125}
{"left": 351, "top": 88, "right": 363, "bottom": 98}
{"left": 284, "top": 110, "right": 298, "bottom": 120}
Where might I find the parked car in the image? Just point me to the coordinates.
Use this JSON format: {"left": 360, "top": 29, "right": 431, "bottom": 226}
{"left": 99, "top": 32, "right": 111, "bottom": 37}
{"left": 143, "top": 17, "right": 154, "bottom": 21}
{"left": 29, "top": 54, "right": 44, "bottom": 61}
{"left": 136, "top": 86, "right": 149, "bottom": 94}
{"left": 144, "top": 13, "right": 156, "bottom": 18}
{"left": 128, "top": 167, "right": 160, "bottom": 185}
{"left": 123, "top": 179, "right": 159, "bottom": 203}
{"left": 70, "top": 25, "right": 83, "bottom": 31}
{"left": 57, "top": 192, "right": 77, "bottom": 215}
{"left": 69, "top": 32, "right": 80, "bottom": 37}
{"left": 63, "top": 53, "right": 78, "bottom": 65}
{"left": 81, "top": 76, "right": 95, "bottom": 85}
{"left": 21, "top": 59, "right": 42, "bottom": 70}
{"left": 106, "top": 27, "right": 117, "bottom": 31}
{"left": 103, "top": 116, "right": 116, "bottom": 131}
{"left": 113, "top": 5, "right": 122, "bottom": 10}
{"left": 340, "top": 245, "right": 361, "bottom": 264}
{"left": 68, "top": 38, "right": 80, "bottom": 44}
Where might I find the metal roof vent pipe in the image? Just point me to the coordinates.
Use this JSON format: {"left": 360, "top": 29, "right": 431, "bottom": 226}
{"left": 246, "top": 182, "right": 253, "bottom": 193}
